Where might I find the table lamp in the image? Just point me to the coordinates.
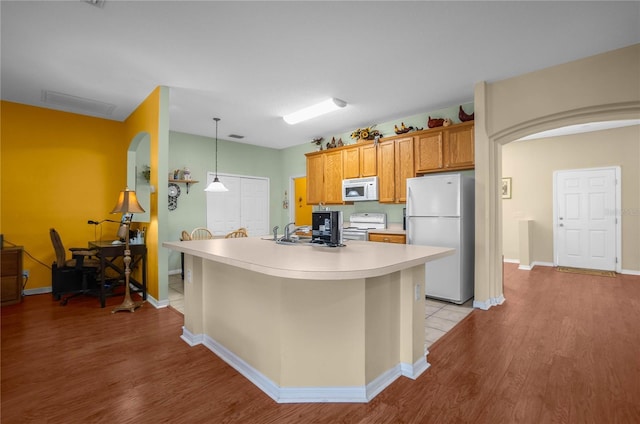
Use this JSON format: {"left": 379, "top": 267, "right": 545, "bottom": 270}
{"left": 110, "top": 187, "right": 145, "bottom": 313}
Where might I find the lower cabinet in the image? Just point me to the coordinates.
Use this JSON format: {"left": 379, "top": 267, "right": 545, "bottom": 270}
{"left": 368, "top": 233, "right": 406, "bottom": 244}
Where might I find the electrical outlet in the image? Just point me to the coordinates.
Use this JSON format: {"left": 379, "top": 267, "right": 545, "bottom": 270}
{"left": 22, "top": 269, "right": 30, "bottom": 278}
{"left": 414, "top": 283, "right": 421, "bottom": 301}
{"left": 186, "top": 269, "right": 192, "bottom": 284}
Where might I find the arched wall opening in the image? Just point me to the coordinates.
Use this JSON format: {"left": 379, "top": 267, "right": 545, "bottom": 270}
{"left": 473, "top": 44, "right": 640, "bottom": 309}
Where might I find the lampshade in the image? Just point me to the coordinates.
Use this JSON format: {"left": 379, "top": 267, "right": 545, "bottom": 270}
{"left": 283, "top": 98, "right": 347, "bottom": 125}
{"left": 110, "top": 187, "right": 145, "bottom": 214}
{"left": 205, "top": 176, "right": 229, "bottom": 192}
{"left": 204, "top": 117, "right": 229, "bottom": 192}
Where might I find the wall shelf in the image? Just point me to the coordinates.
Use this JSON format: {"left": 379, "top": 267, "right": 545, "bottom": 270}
{"left": 169, "top": 179, "right": 199, "bottom": 194}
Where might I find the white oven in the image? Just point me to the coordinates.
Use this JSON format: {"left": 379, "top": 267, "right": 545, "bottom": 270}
{"left": 342, "top": 213, "right": 387, "bottom": 241}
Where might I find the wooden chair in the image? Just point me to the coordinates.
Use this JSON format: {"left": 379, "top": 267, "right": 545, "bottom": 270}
{"left": 49, "top": 228, "right": 101, "bottom": 305}
{"left": 190, "top": 227, "right": 213, "bottom": 240}
{"left": 225, "top": 227, "right": 248, "bottom": 238}
{"left": 180, "top": 230, "right": 191, "bottom": 241}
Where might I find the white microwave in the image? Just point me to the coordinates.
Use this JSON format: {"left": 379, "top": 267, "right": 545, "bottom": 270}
{"left": 342, "top": 176, "right": 378, "bottom": 202}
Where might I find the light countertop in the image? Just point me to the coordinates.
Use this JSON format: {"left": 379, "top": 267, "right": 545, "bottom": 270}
{"left": 163, "top": 237, "right": 453, "bottom": 280}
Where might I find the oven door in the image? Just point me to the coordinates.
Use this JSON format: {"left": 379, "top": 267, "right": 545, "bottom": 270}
{"left": 342, "top": 230, "right": 368, "bottom": 241}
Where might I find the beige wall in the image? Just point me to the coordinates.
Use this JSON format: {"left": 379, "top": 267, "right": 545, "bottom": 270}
{"left": 502, "top": 125, "right": 640, "bottom": 272}
{"left": 474, "top": 44, "right": 640, "bottom": 307}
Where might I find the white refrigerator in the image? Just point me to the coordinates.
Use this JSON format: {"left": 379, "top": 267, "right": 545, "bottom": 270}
{"left": 406, "top": 173, "right": 474, "bottom": 304}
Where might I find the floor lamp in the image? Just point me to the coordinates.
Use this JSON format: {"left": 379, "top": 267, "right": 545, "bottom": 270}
{"left": 110, "top": 187, "right": 145, "bottom": 313}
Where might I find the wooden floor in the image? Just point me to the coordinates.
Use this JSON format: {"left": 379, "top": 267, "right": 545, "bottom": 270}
{"left": 2, "top": 264, "right": 639, "bottom": 423}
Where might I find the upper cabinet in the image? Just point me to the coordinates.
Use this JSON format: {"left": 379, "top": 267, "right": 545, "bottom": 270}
{"left": 415, "top": 121, "right": 474, "bottom": 173}
{"left": 306, "top": 149, "right": 344, "bottom": 205}
{"left": 343, "top": 142, "right": 377, "bottom": 179}
{"left": 377, "top": 136, "right": 414, "bottom": 203}
{"left": 305, "top": 121, "right": 474, "bottom": 204}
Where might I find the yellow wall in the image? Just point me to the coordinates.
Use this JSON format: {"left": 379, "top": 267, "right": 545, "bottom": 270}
{"left": 1, "top": 88, "right": 164, "bottom": 300}
{"left": 1, "top": 101, "right": 127, "bottom": 290}
{"left": 122, "top": 87, "right": 162, "bottom": 299}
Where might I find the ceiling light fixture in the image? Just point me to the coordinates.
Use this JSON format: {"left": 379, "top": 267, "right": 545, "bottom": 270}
{"left": 283, "top": 98, "right": 347, "bottom": 125}
{"left": 204, "top": 118, "right": 229, "bottom": 192}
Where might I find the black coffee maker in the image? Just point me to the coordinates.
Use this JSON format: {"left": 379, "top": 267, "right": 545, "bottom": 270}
{"left": 311, "top": 211, "right": 343, "bottom": 246}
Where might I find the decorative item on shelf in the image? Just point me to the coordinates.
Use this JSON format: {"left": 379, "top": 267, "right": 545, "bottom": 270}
{"left": 204, "top": 117, "right": 229, "bottom": 192}
{"left": 394, "top": 122, "right": 421, "bottom": 134}
{"left": 110, "top": 187, "right": 145, "bottom": 313}
{"left": 350, "top": 125, "right": 381, "bottom": 142}
{"left": 173, "top": 169, "right": 180, "bottom": 179}
{"left": 326, "top": 137, "right": 337, "bottom": 149}
{"left": 428, "top": 116, "right": 445, "bottom": 128}
{"left": 310, "top": 137, "right": 324, "bottom": 151}
{"left": 141, "top": 165, "right": 151, "bottom": 182}
{"left": 443, "top": 118, "right": 453, "bottom": 127}
{"left": 337, "top": 138, "right": 344, "bottom": 147}
{"left": 183, "top": 167, "right": 191, "bottom": 181}
{"left": 459, "top": 105, "right": 474, "bottom": 122}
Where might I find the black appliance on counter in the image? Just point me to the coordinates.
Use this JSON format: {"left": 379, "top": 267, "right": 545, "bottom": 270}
{"left": 311, "top": 211, "right": 343, "bottom": 246}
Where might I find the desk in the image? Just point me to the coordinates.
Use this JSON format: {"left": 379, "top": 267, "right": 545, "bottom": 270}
{"left": 89, "top": 241, "right": 147, "bottom": 308}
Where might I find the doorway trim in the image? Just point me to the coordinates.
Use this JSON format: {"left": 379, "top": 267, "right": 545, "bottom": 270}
{"left": 552, "top": 166, "right": 621, "bottom": 273}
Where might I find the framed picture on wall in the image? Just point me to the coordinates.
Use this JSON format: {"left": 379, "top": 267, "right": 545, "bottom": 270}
{"left": 501, "top": 177, "right": 512, "bottom": 199}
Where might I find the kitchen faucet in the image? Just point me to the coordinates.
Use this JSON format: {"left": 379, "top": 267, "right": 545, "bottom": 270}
{"left": 283, "top": 222, "right": 296, "bottom": 241}
{"left": 272, "top": 226, "right": 279, "bottom": 241}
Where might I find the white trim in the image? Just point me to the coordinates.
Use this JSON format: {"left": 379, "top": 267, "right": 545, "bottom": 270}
{"left": 473, "top": 294, "right": 506, "bottom": 310}
{"left": 23, "top": 286, "right": 52, "bottom": 296}
{"left": 502, "top": 258, "right": 519, "bottom": 264}
{"left": 168, "top": 269, "right": 181, "bottom": 276}
{"left": 518, "top": 264, "right": 533, "bottom": 271}
{"left": 400, "top": 356, "right": 430, "bottom": 380}
{"left": 533, "top": 261, "right": 554, "bottom": 268}
{"left": 181, "top": 328, "right": 423, "bottom": 403}
{"left": 621, "top": 269, "right": 640, "bottom": 276}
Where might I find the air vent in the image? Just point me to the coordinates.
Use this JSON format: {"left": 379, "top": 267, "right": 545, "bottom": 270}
{"left": 82, "top": 0, "right": 105, "bottom": 8}
{"left": 228, "top": 134, "right": 244, "bottom": 139}
{"left": 42, "top": 90, "right": 115, "bottom": 117}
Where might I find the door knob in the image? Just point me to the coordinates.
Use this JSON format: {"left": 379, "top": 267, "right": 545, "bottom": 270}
{"left": 559, "top": 223, "right": 564, "bottom": 227}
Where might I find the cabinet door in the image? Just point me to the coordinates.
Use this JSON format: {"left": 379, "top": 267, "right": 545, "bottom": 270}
{"left": 377, "top": 140, "right": 396, "bottom": 203}
{"left": 342, "top": 147, "right": 360, "bottom": 179}
{"left": 369, "top": 233, "right": 406, "bottom": 244}
{"left": 324, "top": 150, "right": 344, "bottom": 204}
{"left": 360, "top": 143, "right": 377, "bottom": 177}
{"left": 395, "top": 137, "right": 414, "bottom": 203}
{"left": 414, "top": 131, "right": 443, "bottom": 173}
{"left": 306, "top": 154, "right": 324, "bottom": 205}
{"left": 444, "top": 123, "right": 474, "bottom": 170}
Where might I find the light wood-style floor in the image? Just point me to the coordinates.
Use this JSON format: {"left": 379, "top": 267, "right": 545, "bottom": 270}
{"left": 2, "top": 264, "right": 639, "bottom": 423}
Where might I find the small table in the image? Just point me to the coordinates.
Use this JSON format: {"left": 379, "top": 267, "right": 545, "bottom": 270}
{"left": 89, "top": 241, "right": 147, "bottom": 308}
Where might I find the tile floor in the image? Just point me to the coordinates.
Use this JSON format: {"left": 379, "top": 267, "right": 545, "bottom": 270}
{"left": 168, "top": 274, "right": 474, "bottom": 350}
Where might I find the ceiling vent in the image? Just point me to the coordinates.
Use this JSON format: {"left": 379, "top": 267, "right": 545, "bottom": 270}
{"left": 228, "top": 134, "right": 244, "bottom": 139}
{"left": 42, "top": 90, "right": 116, "bottom": 117}
{"left": 82, "top": 0, "right": 105, "bottom": 8}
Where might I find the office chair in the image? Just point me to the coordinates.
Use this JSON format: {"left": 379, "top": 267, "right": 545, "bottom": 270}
{"left": 49, "top": 228, "right": 101, "bottom": 305}
{"left": 225, "top": 228, "right": 248, "bottom": 238}
{"left": 190, "top": 227, "right": 213, "bottom": 240}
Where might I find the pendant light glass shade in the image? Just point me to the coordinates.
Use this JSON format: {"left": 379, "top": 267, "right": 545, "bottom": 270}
{"left": 204, "top": 117, "right": 229, "bottom": 192}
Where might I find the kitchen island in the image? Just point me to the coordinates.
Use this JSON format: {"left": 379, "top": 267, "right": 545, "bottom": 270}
{"left": 163, "top": 237, "right": 453, "bottom": 403}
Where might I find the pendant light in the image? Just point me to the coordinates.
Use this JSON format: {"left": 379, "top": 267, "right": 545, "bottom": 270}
{"left": 204, "top": 117, "right": 229, "bottom": 192}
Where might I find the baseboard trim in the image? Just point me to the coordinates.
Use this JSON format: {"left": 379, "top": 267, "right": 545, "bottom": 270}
{"left": 23, "top": 286, "right": 52, "bottom": 296}
{"left": 473, "top": 294, "right": 506, "bottom": 310}
{"left": 621, "top": 269, "right": 640, "bottom": 276}
{"left": 181, "top": 328, "right": 417, "bottom": 403}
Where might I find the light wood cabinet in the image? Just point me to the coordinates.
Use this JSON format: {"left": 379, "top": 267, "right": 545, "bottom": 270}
{"left": 343, "top": 142, "right": 377, "bottom": 179}
{"left": 414, "top": 121, "right": 474, "bottom": 174}
{"left": 369, "top": 233, "right": 406, "bottom": 244}
{"left": 377, "top": 136, "right": 414, "bottom": 203}
{"left": 444, "top": 122, "right": 474, "bottom": 170}
{"left": 305, "top": 149, "right": 344, "bottom": 205}
{"left": 1, "top": 247, "right": 23, "bottom": 306}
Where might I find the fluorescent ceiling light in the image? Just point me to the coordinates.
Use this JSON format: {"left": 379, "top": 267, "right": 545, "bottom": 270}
{"left": 283, "top": 98, "right": 347, "bottom": 125}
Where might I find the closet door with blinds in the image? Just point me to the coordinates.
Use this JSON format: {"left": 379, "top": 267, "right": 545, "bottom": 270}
{"left": 206, "top": 174, "right": 269, "bottom": 237}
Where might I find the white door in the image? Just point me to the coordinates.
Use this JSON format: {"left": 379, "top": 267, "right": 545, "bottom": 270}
{"left": 554, "top": 167, "right": 618, "bottom": 271}
{"left": 206, "top": 173, "right": 270, "bottom": 236}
